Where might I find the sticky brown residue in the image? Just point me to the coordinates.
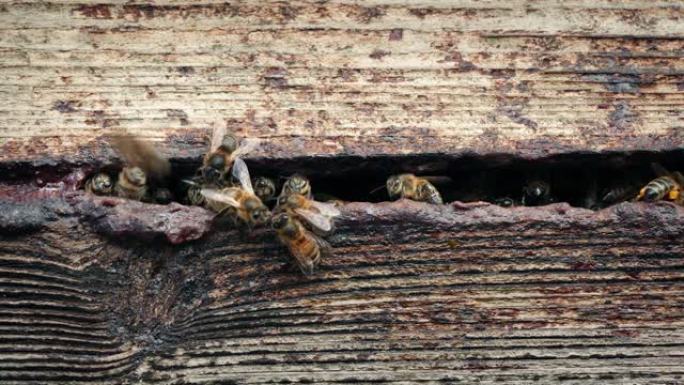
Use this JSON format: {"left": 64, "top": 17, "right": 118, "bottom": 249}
{"left": 52, "top": 100, "right": 78, "bottom": 113}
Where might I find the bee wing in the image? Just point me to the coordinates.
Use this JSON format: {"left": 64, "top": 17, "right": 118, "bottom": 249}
{"left": 309, "top": 200, "right": 341, "bottom": 218}
{"left": 228, "top": 137, "right": 260, "bottom": 162}
{"left": 294, "top": 208, "right": 333, "bottom": 233}
{"left": 231, "top": 157, "right": 254, "bottom": 195}
{"left": 200, "top": 188, "right": 241, "bottom": 207}
{"left": 110, "top": 135, "right": 171, "bottom": 180}
{"left": 651, "top": 162, "right": 670, "bottom": 177}
{"left": 209, "top": 126, "right": 227, "bottom": 152}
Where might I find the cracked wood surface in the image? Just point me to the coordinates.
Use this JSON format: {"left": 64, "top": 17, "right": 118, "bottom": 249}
{"left": 0, "top": 196, "right": 684, "bottom": 384}
{"left": 1, "top": 0, "right": 683, "bottom": 165}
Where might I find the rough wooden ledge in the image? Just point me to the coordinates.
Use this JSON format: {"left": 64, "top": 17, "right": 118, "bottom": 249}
{"left": 0, "top": 193, "right": 683, "bottom": 384}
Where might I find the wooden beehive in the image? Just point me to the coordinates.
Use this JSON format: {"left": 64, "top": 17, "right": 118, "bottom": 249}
{"left": 1, "top": 1, "right": 684, "bottom": 384}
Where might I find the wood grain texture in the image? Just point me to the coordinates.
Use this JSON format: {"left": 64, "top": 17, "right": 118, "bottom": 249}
{"left": 1, "top": 0, "right": 683, "bottom": 164}
{"left": 1, "top": 196, "right": 684, "bottom": 384}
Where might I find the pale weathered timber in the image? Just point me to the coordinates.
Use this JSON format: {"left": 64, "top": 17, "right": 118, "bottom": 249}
{"left": 1, "top": 1, "right": 683, "bottom": 165}
{"left": 0, "top": 193, "right": 684, "bottom": 384}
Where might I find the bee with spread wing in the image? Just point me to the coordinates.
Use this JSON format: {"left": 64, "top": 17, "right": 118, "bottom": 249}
{"left": 200, "top": 158, "right": 270, "bottom": 229}
{"left": 276, "top": 193, "right": 340, "bottom": 235}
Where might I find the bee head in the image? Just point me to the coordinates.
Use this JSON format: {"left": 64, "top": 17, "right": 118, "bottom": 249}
{"left": 123, "top": 167, "right": 146, "bottom": 187}
{"left": 271, "top": 212, "right": 290, "bottom": 230}
{"left": 91, "top": 173, "right": 113, "bottom": 194}
{"left": 245, "top": 197, "right": 270, "bottom": 225}
{"left": 285, "top": 174, "right": 310, "bottom": 196}
{"left": 386, "top": 175, "right": 402, "bottom": 198}
{"left": 219, "top": 134, "right": 238, "bottom": 153}
{"left": 524, "top": 181, "right": 549, "bottom": 198}
{"left": 642, "top": 189, "right": 660, "bottom": 202}
{"left": 495, "top": 197, "right": 514, "bottom": 207}
{"left": 254, "top": 177, "right": 276, "bottom": 200}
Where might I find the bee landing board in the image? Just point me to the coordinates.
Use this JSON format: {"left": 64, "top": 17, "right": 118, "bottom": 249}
{"left": 0, "top": 193, "right": 683, "bottom": 384}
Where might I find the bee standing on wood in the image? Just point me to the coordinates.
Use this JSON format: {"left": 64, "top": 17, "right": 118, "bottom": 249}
{"left": 271, "top": 212, "right": 332, "bottom": 276}
{"left": 386, "top": 174, "right": 443, "bottom": 204}
{"left": 636, "top": 163, "right": 684, "bottom": 204}
{"left": 110, "top": 134, "right": 171, "bottom": 202}
{"left": 200, "top": 158, "right": 270, "bottom": 229}
{"left": 186, "top": 127, "right": 259, "bottom": 206}
{"left": 85, "top": 173, "right": 114, "bottom": 196}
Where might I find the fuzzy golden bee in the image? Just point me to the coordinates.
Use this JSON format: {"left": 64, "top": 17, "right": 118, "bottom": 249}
{"left": 280, "top": 174, "right": 312, "bottom": 199}
{"left": 386, "top": 173, "right": 443, "bottom": 204}
{"left": 85, "top": 173, "right": 113, "bottom": 196}
{"left": 200, "top": 158, "right": 270, "bottom": 229}
{"left": 110, "top": 134, "right": 171, "bottom": 202}
{"left": 271, "top": 212, "right": 332, "bottom": 276}
{"left": 636, "top": 163, "right": 684, "bottom": 204}
{"left": 276, "top": 193, "right": 341, "bottom": 235}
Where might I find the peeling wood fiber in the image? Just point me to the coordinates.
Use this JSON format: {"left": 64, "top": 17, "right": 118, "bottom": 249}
{"left": 1, "top": 1, "right": 684, "bottom": 164}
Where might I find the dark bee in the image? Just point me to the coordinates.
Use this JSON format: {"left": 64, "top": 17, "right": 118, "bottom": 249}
{"left": 85, "top": 173, "right": 113, "bottom": 196}
{"left": 386, "top": 174, "right": 443, "bottom": 204}
{"left": 522, "top": 180, "right": 552, "bottom": 206}
{"left": 253, "top": 176, "right": 277, "bottom": 203}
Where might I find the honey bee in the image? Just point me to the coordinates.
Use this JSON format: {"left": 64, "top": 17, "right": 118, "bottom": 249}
{"left": 386, "top": 174, "right": 443, "bottom": 204}
{"left": 276, "top": 193, "right": 341, "bottom": 235}
{"left": 601, "top": 184, "right": 638, "bottom": 206}
{"left": 200, "top": 126, "right": 259, "bottom": 186}
{"left": 110, "top": 134, "right": 171, "bottom": 201}
{"left": 271, "top": 212, "right": 332, "bottom": 276}
{"left": 200, "top": 158, "right": 270, "bottom": 229}
{"left": 521, "top": 180, "right": 552, "bottom": 206}
{"left": 85, "top": 173, "right": 113, "bottom": 196}
{"left": 253, "top": 176, "right": 277, "bottom": 203}
{"left": 636, "top": 163, "right": 684, "bottom": 204}
{"left": 279, "top": 174, "right": 312, "bottom": 199}
{"left": 153, "top": 187, "right": 173, "bottom": 205}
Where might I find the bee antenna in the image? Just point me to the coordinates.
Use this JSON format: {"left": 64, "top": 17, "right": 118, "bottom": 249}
{"left": 369, "top": 184, "right": 386, "bottom": 195}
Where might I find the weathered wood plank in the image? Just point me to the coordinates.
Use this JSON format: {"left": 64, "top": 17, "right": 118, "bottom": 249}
{"left": 1, "top": 0, "right": 683, "bottom": 165}
{"left": 1, "top": 195, "right": 683, "bottom": 384}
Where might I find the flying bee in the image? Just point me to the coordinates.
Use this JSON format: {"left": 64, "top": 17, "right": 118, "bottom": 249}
{"left": 636, "top": 163, "right": 684, "bottom": 204}
{"left": 199, "top": 126, "right": 259, "bottom": 186}
{"left": 521, "top": 180, "right": 552, "bottom": 206}
{"left": 110, "top": 134, "right": 171, "bottom": 201}
{"left": 271, "top": 212, "right": 332, "bottom": 276}
{"left": 253, "top": 176, "right": 277, "bottom": 203}
{"left": 386, "top": 174, "right": 443, "bottom": 204}
{"left": 200, "top": 158, "right": 270, "bottom": 229}
{"left": 280, "top": 174, "right": 312, "bottom": 199}
{"left": 276, "top": 193, "right": 341, "bottom": 235}
{"left": 85, "top": 173, "right": 113, "bottom": 196}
